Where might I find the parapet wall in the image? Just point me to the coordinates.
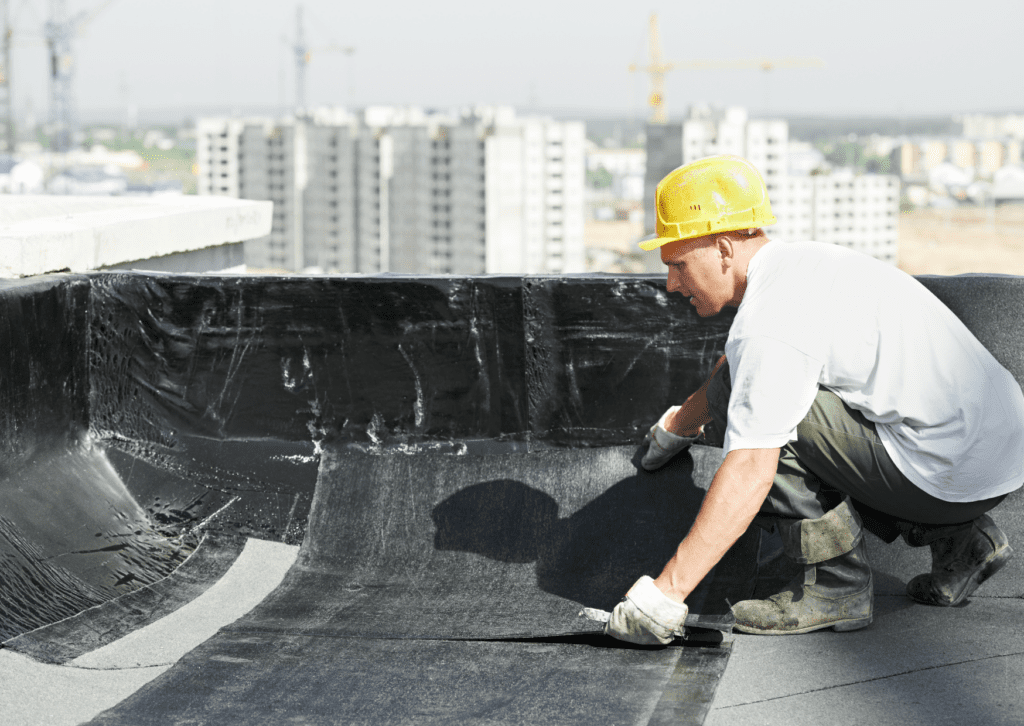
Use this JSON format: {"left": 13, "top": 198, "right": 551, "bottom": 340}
{"left": 8, "top": 271, "right": 1020, "bottom": 461}
{"left": 86, "top": 274, "right": 731, "bottom": 452}
{"left": 0, "top": 275, "right": 90, "bottom": 473}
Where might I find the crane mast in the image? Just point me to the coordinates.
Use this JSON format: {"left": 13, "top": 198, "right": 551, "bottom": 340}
{"left": 0, "top": 0, "right": 13, "bottom": 152}
{"left": 44, "top": 0, "right": 116, "bottom": 153}
{"left": 45, "top": 0, "right": 78, "bottom": 152}
{"left": 293, "top": 5, "right": 308, "bottom": 112}
{"left": 290, "top": 5, "right": 354, "bottom": 113}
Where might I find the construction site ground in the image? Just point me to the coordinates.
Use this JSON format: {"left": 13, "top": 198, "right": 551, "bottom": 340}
{"left": 898, "top": 204, "right": 1024, "bottom": 275}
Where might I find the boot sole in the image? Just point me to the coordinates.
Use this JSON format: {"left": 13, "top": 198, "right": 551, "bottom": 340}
{"left": 908, "top": 543, "right": 1013, "bottom": 607}
{"left": 734, "top": 615, "right": 872, "bottom": 636}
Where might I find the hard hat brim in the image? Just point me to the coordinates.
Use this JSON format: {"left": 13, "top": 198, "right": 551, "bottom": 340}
{"left": 638, "top": 218, "right": 777, "bottom": 252}
{"left": 638, "top": 233, "right": 687, "bottom": 252}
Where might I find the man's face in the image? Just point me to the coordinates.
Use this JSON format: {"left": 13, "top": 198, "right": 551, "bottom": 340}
{"left": 660, "top": 236, "right": 734, "bottom": 317}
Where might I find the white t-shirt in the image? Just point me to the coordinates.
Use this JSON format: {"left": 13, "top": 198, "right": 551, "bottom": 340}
{"left": 724, "top": 240, "right": 1024, "bottom": 503}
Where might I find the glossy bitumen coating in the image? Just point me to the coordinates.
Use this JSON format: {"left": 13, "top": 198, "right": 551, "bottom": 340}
{"left": 0, "top": 276, "right": 90, "bottom": 472}
{"left": 85, "top": 273, "right": 731, "bottom": 451}
{"left": 0, "top": 275, "right": 190, "bottom": 640}
{"left": 523, "top": 277, "right": 731, "bottom": 445}
{"left": 3, "top": 271, "right": 1024, "bottom": 725}
{"left": 0, "top": 443, "right": 191, "bottom": 641}
{"left": 4, "top": 534, "right": 245, "bottom": 664}
{"left": 87, "top": 273, "right": 532, "bottom": 447}
{"left": 0, "top": 272, "right": 740, "bottom": 725}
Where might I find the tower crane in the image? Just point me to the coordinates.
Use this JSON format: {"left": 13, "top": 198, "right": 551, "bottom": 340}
{"left": 629, "top": 13, "right": 823, "bottom": 123}
{"left": 0, "top": 0, "right": 13, "bottom": 152}
{"left": 289, "top": 4, "right": 354, "bottom": 113}
{"left": 45, "top": 0, "right": 116, "bottom": 153}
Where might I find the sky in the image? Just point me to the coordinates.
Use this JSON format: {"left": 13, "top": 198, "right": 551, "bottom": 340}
{"left": 7, "top": 0, "right": 1024, "bottom": 126}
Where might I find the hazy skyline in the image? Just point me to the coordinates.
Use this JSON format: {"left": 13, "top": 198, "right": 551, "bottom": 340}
{"left": 7, "top": 0, "right": 1024, "bottom": 125}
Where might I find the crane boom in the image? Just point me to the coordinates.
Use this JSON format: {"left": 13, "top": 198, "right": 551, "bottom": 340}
{"left": 629, "top": 13, "right": 823, "bottom": 123}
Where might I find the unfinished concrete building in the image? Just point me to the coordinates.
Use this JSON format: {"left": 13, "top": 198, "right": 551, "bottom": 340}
{"left": 197, "top": 107, "right": 585, "bottom": 275}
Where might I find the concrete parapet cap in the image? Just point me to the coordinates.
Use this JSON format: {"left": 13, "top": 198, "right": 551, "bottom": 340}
{"left": 0, "top": 195, "right": 272, "bottom": 277}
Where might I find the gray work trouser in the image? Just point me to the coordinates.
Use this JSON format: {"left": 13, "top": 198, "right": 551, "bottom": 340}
{"left": 705, "top": 361, "right": 1007, "bottom": 544}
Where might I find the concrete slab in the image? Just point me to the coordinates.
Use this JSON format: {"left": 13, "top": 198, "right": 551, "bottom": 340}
{"left": 73, "top": 538, "right": 298, "bottom": 669}
{"left": 0, "top": 651, "right": 170, "bottom": 726}
{"left": 0, "top": 538, "right": 298, "bottom": 726}
{"left": 706, "top": 596, "right": 1024, "bottom": 725}
{"left": 0, "top": 195, "right": 271, "bottom": 276}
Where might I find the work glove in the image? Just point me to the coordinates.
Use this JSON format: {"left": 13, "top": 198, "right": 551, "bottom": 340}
{"left": 641, "top": 406, "right": 702, "bottom": 471}
{"left": 604, "top": 576, "right": 689, "bottom": 645}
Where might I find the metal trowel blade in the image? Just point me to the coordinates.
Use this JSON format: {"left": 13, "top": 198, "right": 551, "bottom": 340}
{"left": 580, "top": 607, "right": 611, "bottom": 623}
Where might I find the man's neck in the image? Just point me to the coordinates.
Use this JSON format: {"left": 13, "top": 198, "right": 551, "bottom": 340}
{"left": 730, "top": 238, "right": 771, "bottom": 307}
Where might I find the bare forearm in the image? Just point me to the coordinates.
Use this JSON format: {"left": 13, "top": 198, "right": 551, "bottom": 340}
{"left": 654, "top": 447, "right": 779, "bottom": 603}
{"left": 665, "top": 354, "right": 727, "bottom": 436}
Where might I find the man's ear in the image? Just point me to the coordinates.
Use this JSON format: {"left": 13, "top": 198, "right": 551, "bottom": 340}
{"left": 716, "top": 235, "right": 734, "bottom": 268}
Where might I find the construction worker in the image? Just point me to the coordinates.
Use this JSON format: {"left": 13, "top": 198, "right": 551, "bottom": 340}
{"left": 605, "top": 155, "right": 1024, "bottom": 645}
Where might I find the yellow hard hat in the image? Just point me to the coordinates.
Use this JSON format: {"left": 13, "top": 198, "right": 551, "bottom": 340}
{"left": 639, "top": 155, "right": 777, "bottom": 251}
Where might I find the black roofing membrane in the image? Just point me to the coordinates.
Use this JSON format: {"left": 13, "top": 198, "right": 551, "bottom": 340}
{"left": 224, "top": 443, "right": 749, "bottom": 641}
{"left": 5, "top": 271, "right": 1022, "bottom": 723}
{"left": 84, "top": 634, "right": 730, "bottom": 726}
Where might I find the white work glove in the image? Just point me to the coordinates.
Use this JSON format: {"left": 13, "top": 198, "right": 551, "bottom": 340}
{"left": 642, "top": 406, "right": 702, "bottom": 471}
{"left": 604, "top": 576, "right": 689, "bottom": 645}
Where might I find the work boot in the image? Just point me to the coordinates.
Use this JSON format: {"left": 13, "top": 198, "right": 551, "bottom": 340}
{"left": 732, "top": 538, "right": 873, "bottom": 634}
{"left": 903, "top": 514, "right": 1013, "bottom": 607}
{"left": 732, "top": 498, "right": 873, "bottom": 635}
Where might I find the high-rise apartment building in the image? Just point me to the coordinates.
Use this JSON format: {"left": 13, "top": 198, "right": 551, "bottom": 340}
{"left": 197, "top": 117, "right": 308, "bottom": 270}
{"left": 197, "top": 107, "right": 585, "bottom": 274}
{"left": 642, "top": 105, "right": 899, "bottom": 266}
{"left": 772, "top": 172, "right": 899, "bottom": 264}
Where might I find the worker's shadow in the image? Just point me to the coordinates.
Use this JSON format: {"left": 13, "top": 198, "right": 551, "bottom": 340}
{"left": 430, "top": 448, "right": 759, "bottom": 630}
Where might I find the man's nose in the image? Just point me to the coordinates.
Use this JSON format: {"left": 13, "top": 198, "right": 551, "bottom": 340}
{"left": 666, "top": 270, "right": 685, "bottom": 295}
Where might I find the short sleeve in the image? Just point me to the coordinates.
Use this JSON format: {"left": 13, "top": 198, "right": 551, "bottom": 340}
{"left": 722, "top": 336, "right": 824, "bottom": 452}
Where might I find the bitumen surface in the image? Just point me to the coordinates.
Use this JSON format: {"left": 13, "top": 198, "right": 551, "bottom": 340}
{"left": 4, "top": 537, "right": 1023, "bottom": 725}
{"left": 0, "top": 538, "right": 299, "bottom": 726}
{"left": 4, "top": 446, "right": 1024, "bottom": 724}
{"left": 6, "top": 270, "right": 1024, "bottom": 723}
{"left": 711, "top": 597, "right": 1024, "bottom": 725}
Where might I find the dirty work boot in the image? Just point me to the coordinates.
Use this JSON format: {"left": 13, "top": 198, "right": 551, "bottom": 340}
{"left": 733, "top": 538, "right": 873, "bottom": 635}
{"left": 733, "top": 498, "right": 873, "bottom": 635}
{"left": 903, "top": 514, "right": 1013, "bottom": 607}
